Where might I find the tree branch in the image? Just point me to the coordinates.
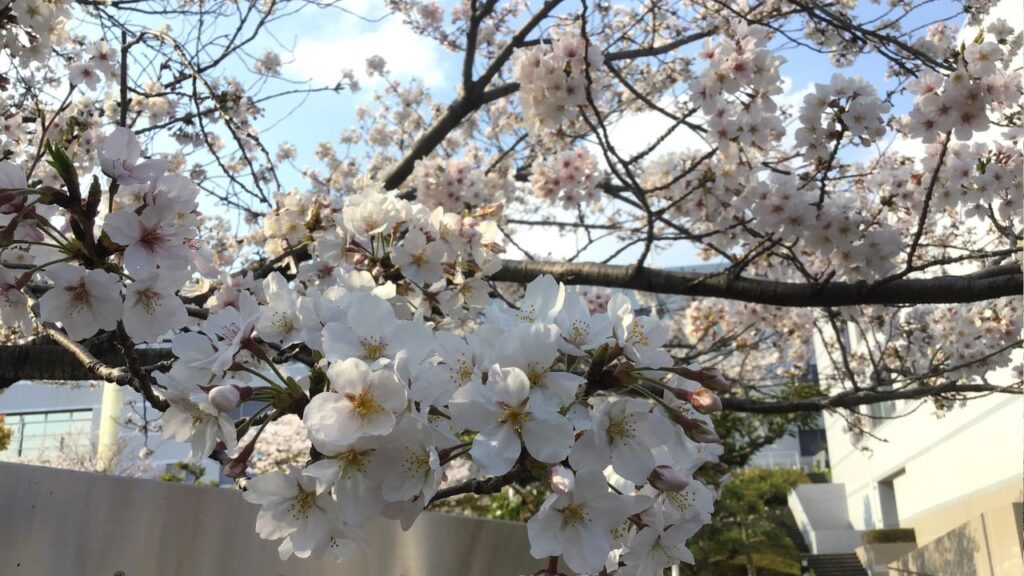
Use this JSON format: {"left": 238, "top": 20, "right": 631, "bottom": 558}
{"left": 490, "top": 260, "right": 1021, "bottom": 307}
{"left": 0, "top": 340, "right": 174, "bottom": 391}
{"left": 722, "top": 382, "right": 1021, "bottom": 414}
{"left": 429, "top": 466, "right": 534, "bottom": 504}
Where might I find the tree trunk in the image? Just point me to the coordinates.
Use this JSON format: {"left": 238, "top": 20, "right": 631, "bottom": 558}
{"left": 741, "top": 524, "right": 757, "bottom": 576}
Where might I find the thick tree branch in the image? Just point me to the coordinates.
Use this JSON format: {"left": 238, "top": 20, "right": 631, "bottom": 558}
{"left": 491, "top": 260, "right": 1021, "bottom": 307}
{"left": 722, "top": 382, "right": 1021, "bottom": 414}
{"left": 0, "top": 340, "right": 174, "bottom": 390}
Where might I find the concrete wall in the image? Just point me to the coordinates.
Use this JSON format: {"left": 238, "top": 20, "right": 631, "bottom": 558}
{"left": 788, "top": 483, "right": 863, "bottom": 554}
{"left": 856, "top": 542, "right": 917, "bottom": 576}
{"left": 820, "top": 383, "right": 1023, "bottom": 542}
{"left": 889, "top": 503, "right": 1023, "bottom": 576}
{"left": 0, "top": 462, "right": 548, "bottom": 576}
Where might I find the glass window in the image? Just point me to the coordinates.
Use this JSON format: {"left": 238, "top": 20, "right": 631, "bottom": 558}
{"left": 0, "top": 409, "right": 94, "bottom": 459}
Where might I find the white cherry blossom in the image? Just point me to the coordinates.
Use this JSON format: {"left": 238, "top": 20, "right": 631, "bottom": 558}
{"left": 526, "top": 471, "right": 640, "bottom": 575}
{"left": 450, "top": 365, "right": 574, "bottom": 476}
{"left": 303, "top": 358, "right": 408, "bottom": 451}
{"left": 99, "top": 126, "right": 168, "bottom": 186}
{"left": 122, "top": 270, "right": 189, "bottom": 343}
{"left": 38, "top": 264, "right": 122, "bottom": 340}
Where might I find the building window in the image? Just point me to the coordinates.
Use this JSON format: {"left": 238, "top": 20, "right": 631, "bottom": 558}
{"left": 0, "top": 409, "right": 93, "bottom": 459}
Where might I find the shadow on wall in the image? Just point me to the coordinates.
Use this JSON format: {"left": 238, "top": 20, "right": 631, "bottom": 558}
{"left": 890, "top": 503, "right": 1024, "bottom": 576}
{"left": 891, "top": 524, "right": 980, "bottom": 576}
{"left": 863, "top": 495, "right": 875, "bottom": 530}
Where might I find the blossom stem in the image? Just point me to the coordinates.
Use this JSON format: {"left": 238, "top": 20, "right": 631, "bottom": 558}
{"left": 626, "top": 380, "right": 680, "bottom": 417}
{"left": 237, "top": 365, "right": 285, "bottom": 390}
{"left": 16, "top": 255, "right": 74, "bottom": 282}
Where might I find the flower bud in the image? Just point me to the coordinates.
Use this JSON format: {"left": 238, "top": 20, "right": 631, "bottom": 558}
{"left": 352, "top": 253, "right": 367, "bottom": 266}
{"left": 668, "top": 410, "right": 722, "bottom": 444}
{"left": 688, "top": 388, "right": 722, "bottom": 414}
{"left": 371, "top": 265, "right": 384, "bottom": 279}
{"left": 694, "top": 368, "right": 730, "bottom": 392}
{"left": 549, "top": 464, "right": 575, "bottom": 495}
{"left": 208, "top": 385, "right": 241, "bottom": 412}
{"left": 225, "top": 442, "right": 254, "bottom": 480}
{"left": 647, "top": 465, "right": 690, "bottom": 492}
{"left": 673, "top": 365, "right": 731, "bottom": 392}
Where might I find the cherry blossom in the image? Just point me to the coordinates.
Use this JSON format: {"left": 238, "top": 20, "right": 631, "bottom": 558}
{"left": 122, "top": 271, "right": 189, "bottom": 343}
{"left": 103, "top": 202, "right": 193, "bottom": 276}
{"left": 99, "top": 127, "right": 168, "bottom": 186}
{"left": 450, "top": 365, "right": 574, "bottom": 475}
{"left": 38, "top": 264, "right": 122, "bottom": 340}
{"left": 303, "top": 358, "right": 408, "bottom": 451}
{"left": 527, "top": 471, "right": 643, "bottom": 574}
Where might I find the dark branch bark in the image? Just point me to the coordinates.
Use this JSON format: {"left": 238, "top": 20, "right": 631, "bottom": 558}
{"left": 722, "top": 382, "right": 1021, "bottom": 414}
{"left": 429, "top": 465, "right": 534, "bottom": 505}
{"left": 0, "top": 341, "right": 173, "bottom": 389}
{"left": 491, "top": 260, "right": 1021, "bottom": 307}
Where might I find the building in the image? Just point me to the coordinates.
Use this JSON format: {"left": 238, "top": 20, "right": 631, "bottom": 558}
{"left": 0, "top": 380, "right": 220, "bottom": 482}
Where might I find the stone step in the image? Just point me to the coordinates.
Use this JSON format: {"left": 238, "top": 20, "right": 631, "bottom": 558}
{"left": 803, "top": 553, "right": 868, "bottom": 576}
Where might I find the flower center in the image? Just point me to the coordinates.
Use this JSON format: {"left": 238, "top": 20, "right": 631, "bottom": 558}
{"left": 516, "top": 304, "right": 537, "bottom": 323}
{"left": 340, "top": 449, "right": 372, "bottom": 476}
{"left": 139, "top": 226, "right": 165, "bottom": 249}
{"left": 346, "top": 390, "right": 382, "bottom": 418}
{"left": 68, "top": 283, "right": 90, "bottom": 306}
{"left": 561, "top": 504, "right": 589, "bottom": 527}
{"left": 288, "top": 488, "right": 320, "bottom": 520}
{"left": 273, "top": 311, "right": 294, "bottom": 334}
{"left": 526, "top": 363, "right": 546, "bottom": 388}
{"left": 135, "top": 288, "right": 160, "bottom": 314}
{"left": 628, "top": 323, "right": 649, "bottom": 348}
{"left": 399, "top": 450, "right": 431, "bottom": 476}
{"left": 569, "top": 320, "right": 589, "bottom": 345}
{"left": 667, "top": 489, "right": 695, "bottom": 515}
{"left": 497, "top": 401, "right": 531, "bottom": 434}
{"left": 360, "top": 336, "right": 388, "bottom": 360}
{"left": 606, "top": 415, "right": 636, "bottom": 441}
{"left": 450, "top": 360, "right": 474, "bottom": 384}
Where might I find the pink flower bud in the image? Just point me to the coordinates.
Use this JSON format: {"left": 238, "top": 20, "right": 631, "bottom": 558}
{"left": 688, "top": 388, "right": 722, "bottom": 414}
{"left": 225, "top": 442, "right": 254, "bottom": 479}
{"left": 668, "top": 410, "right": 722, "bottom": 444}
{"left": 648, "top": 465, "right": 690, "bottom": 492}
{"left": 208, "top": 385, "right": 241, "bottom": 412}
{"left": 352, "top": 253, "right": 367, "bottom": 266}
{"left": 695, "top": 368, "right": 730, "bottom": 392}
{"left": 549, "top": 464, "right": 575, "bottom": 495}
{"left": 673, "top": 365, "right": 731, "bottom": 392}
{"left": 371, "top": 265, "right": 384, "bottom": 279}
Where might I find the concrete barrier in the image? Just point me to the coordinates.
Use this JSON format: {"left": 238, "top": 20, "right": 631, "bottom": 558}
{"left": 788, "top": 483, "right": 863, "bottom": 554}
{"left": 888, "top": 503, "right": 1023, "bottom": 576}
{"left": 0, "top": 462, "right": 548, "bottom": 576}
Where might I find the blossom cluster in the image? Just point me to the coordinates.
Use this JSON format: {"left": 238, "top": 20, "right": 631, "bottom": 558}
{"left": 409, "top": 156, "right": 514, "bottom": 211}
{"left": 1, "top": 0, "right": 73, "bottom": 67}
{"left": 513, "top": 29, "right": 605, "bottom": 137}
{"left": 528, "top": 147, "right": 603, "bottom": 209}
{"left": 903, "top": 26, "right": 1021, "bottom": 143}
{"left": 795, "top": 74, "right": 890, "bottom": 161}
{"left": 226, "top": 273, "right": 723, "bottom": 571}
{"left": 689, "top": 22, "right": 786, "bottom": 153}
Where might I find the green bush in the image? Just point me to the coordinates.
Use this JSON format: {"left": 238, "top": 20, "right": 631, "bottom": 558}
{"left": 861, "top": 528, "right": 916, "bottom": 544}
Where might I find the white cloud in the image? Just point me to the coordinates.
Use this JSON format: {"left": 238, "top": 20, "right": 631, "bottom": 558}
{"left": 288, "top": 15, "right": 450, "bottom": 90}
{"left": 587, "top": 99, "right": 711, "bottom": 166}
